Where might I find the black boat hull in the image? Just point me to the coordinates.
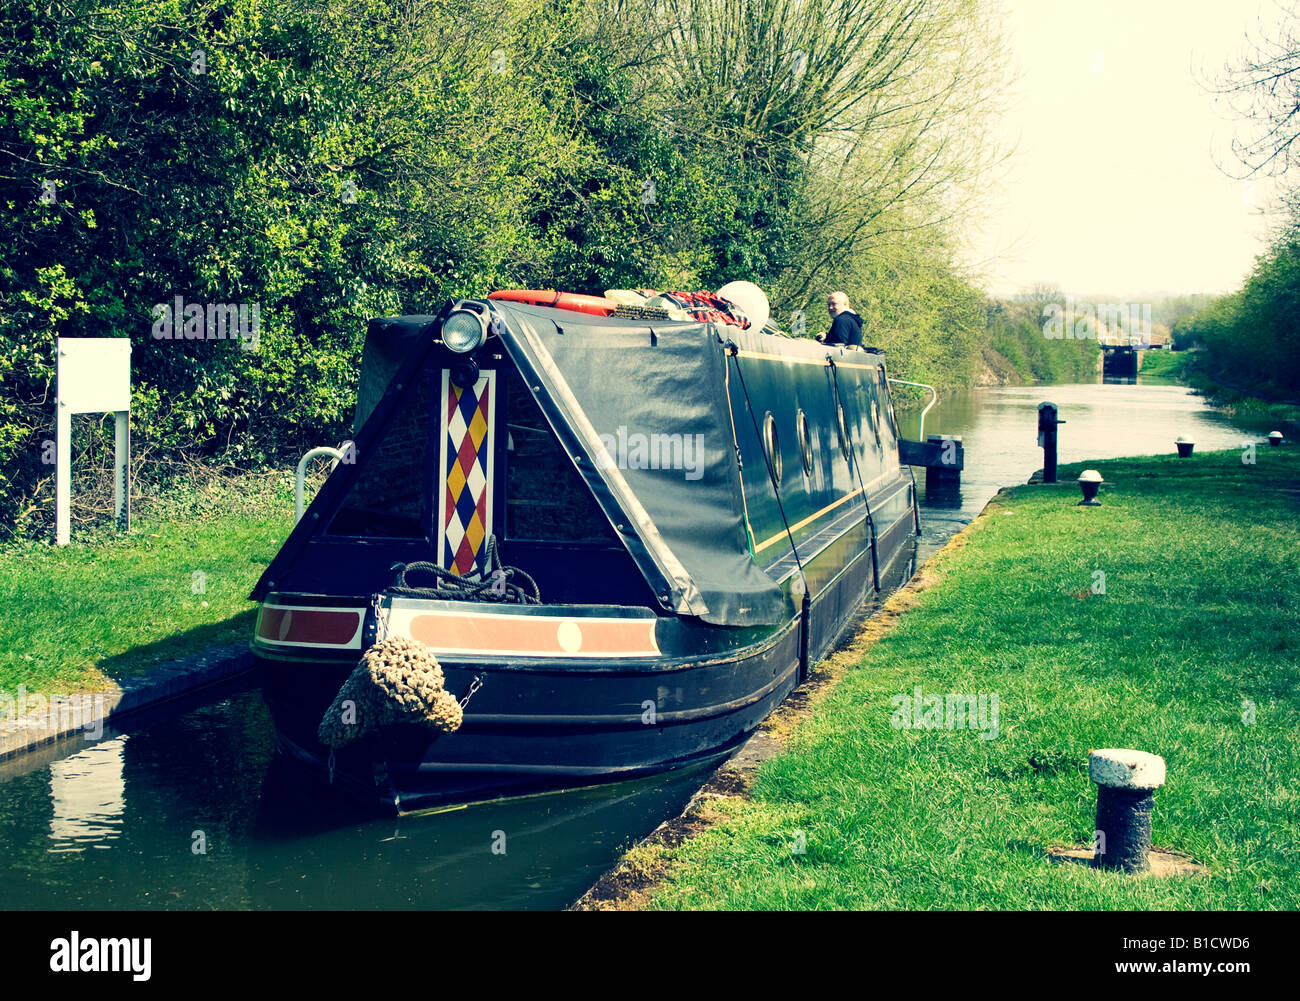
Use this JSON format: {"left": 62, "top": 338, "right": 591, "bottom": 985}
{"left": 259, "top": 500, "right": 915, "bottom": 810}
{"left": 252, "top": 293, "right": 924, "bottom": 811}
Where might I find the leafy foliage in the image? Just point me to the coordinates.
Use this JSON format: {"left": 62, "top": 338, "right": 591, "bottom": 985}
{"left": 0, "top": 0, "right": 1007, "bottom": 538}
{"left": 1173, "top": 235, "right": 1300, "bottom": 401}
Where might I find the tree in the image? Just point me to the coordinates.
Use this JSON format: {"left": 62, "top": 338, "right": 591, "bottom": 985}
{"left": 1213, "top": 1, "right": 1300, "bottom": 214}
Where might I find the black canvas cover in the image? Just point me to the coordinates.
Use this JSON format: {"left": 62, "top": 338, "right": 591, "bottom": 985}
{"left": 354, "top": 315, "right": 439, "bottom": 432}
{"left": 491, "top": 301, "right": 785, "bottom": 627}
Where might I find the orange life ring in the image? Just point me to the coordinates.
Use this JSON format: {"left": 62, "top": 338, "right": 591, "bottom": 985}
{"left": 488, "top": 289, "right": 617, "bottom": 317}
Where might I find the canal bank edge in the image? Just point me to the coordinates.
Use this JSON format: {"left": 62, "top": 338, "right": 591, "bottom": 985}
{"left": 569, "top": 502, "right": 998, "bottom": 911}
{"left": 0, "top": 643, "right": 253, "bottom": 763}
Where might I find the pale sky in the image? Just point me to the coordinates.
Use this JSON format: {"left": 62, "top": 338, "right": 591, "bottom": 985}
{"left": 967, "top": 0, "right": 1290, "bottom": 299}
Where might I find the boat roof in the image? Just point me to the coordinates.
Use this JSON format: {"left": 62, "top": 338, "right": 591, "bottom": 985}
{"left": 484, "top": 298, "right": 789, "bottom": 625}
{"left": 256, "top": 298, "right": 881, "bottom": 626}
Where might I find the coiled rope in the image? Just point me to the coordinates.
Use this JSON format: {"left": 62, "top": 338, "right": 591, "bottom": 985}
{"left": 386, "top": 535, "right": 541, "bottom": 605}
{"left": 318, "top": 543, "right": 534, "bottom": 752}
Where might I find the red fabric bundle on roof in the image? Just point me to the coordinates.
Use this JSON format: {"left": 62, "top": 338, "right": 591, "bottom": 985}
{"left": 635, "top": 290, "right": 751, "bottom": 329}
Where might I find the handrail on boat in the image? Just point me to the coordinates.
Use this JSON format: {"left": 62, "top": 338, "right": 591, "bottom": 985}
{"left": 295, "top": 446, "right": 346, "bottom": 522}
{"left": 887, "top": 379, "right": 938, "bottom": 442}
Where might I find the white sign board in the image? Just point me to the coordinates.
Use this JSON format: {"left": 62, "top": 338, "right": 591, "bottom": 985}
{"left": 57, "top": 338, "right": 131, "bottom": 413}
{"left": 55, "top": 338, "right": 131, "bottom": 545}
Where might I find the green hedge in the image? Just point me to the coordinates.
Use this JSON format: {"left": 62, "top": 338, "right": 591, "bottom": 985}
{"left": 0, "top": 0, "right": 1006, "bottom": 539}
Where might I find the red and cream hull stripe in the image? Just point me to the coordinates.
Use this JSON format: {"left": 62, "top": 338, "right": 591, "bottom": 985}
{"left": 255, "top": 603, "right": 366, "bottom": 651}
{"left": 385, "top": 600, "right": 660, "bottom": 659}
{"left": 254, "top": 598, "right": 661, "bottom": 659}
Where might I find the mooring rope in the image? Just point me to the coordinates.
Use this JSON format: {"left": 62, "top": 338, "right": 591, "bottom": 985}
{"left": 827, "top": 356, "right": 880, "bottom": 591}
{"left": 723, "top": 349, "right": 759, "bottom": 557}
{"left": 387, "top": 535, "right": 542, "bottom": 605}
{"left": 726, "top": 341, "right": 816, "bottom": 683}
{"left": 725, "top": 342, "right": 808, "bottom": 592}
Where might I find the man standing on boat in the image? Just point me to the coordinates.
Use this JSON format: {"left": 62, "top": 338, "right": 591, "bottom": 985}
{"left": 820, "top": 291, "right": 862, "bottom": 347}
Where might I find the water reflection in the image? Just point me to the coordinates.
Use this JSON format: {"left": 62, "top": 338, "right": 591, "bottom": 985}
{"left": 247, "top": 753, "right": 719, "bottom": 910}
{"left": 920, "top": 482, "right": 963, "bottom": 510}
{"left": 1, "top": 688, "right": 721, "bottom": 910}
{"left": 48, "top": 737, "right": 127, "bottom": 853}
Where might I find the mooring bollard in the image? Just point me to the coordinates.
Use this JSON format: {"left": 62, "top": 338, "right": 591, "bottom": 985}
{"left": 1038, "top": 402, "right": 1065, "bottom": 483}
{"left": 1089, "top": 748, "right": 1166, "bottom": 873}
{"left": 1175, "top": 436, "right": 1195, "bottom": 458}
{"left": 1269, "top": 431, "right": 1284, "bottom": 447}
{"left": 1077, "top": 469, "right": 1102, "bottom": 506}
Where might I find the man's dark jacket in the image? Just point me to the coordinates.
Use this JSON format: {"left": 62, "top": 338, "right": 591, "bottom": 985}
{"left": 825, "top": 310, "right": 862, "bottom": 346}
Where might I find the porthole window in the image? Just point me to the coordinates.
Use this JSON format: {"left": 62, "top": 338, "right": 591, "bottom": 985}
{"left": 837, "top": 402, "right": 852, "bottom": 461}
{"left": 796, "top": 410, "right": 813, "bottom": 477}
{"left": 861, "top": 387, "right": 877, "bottom": 437}
{"left": 877, "top": 368, "right": 899, "bottom": 437}
{"left": 762, "top": 411, "right": 783, "bottom": 486}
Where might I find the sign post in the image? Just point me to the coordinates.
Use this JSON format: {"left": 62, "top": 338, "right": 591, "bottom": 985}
{"left": 55, "top": 338, "right": 131, "bottom": 545}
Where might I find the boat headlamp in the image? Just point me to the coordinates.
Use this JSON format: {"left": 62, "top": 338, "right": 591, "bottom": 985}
{"left": 441, "top": 307, "right": 488, "bottom": 353}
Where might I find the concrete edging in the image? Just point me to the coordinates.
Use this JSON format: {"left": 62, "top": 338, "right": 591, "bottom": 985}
{"left": 0, "top": 643, "right": 254, "bottom": 762}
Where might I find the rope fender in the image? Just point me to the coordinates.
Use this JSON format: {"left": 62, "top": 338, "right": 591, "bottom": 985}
{"left": 318, "top": 636, "right": 463, "bottom": 749}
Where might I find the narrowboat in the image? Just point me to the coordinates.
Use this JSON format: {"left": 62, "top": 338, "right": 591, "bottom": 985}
{"left": 250, "top": 284, "right": 921, "bottom": 811}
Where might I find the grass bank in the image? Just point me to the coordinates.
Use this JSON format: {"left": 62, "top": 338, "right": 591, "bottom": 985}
{"left": 1150, "top": 350, "right": 1300, "bottom": 435}
{"left": 978, "top": 301, "right": 1101, "bottom": 388}
{"left": 1136, "top": 349, "right": 1187, "bottom": 384}
{"left": 623, "top": 448, "right": 1300, "bottom": 909}
{"left": 0, "top": 471, "right": 297, "bottom": 694}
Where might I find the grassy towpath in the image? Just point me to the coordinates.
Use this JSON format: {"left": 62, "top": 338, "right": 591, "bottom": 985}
{"left": 627, "top": 449, "right": 1299, "bottom": 909}
{"left": 0, "top": 475, "right": 294, "bottom": 696}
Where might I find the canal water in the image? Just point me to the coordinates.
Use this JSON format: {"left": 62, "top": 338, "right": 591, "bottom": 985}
{"left": 0, "top": 683, "right": 726, "bottom": 909}
{"left": 900, "top": 376, "right": 1281, "bottom": 562}
{"left": 0, "top": 373, "right": 1273, "bottom": 909}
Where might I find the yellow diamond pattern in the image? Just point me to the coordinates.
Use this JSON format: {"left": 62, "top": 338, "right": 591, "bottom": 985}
{"left": 469, "top": 407, "right": 488, "bottom": 450}
{"left": 446, "top": 459, "right": 467, "bottom": 502}
{"left": 464, "top": 509, "right": 485, "bottom": 554}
